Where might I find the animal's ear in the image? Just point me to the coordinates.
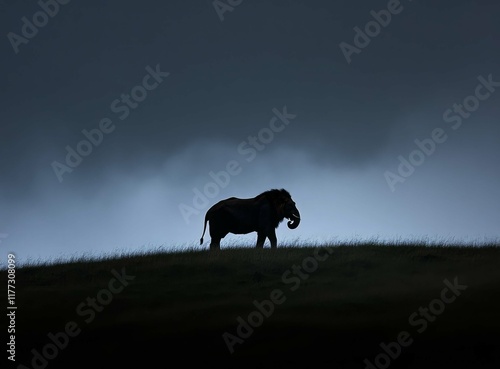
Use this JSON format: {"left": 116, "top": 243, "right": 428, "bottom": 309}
{"left": 281, "top": 195, "right": 290, "bottom": 205}
{"left": 272, "top": 195, "right": 285, "bottom": 209}
{"left": 275, "top": 197, "right": 285, "bottom": 207}
{"left": 276, "top": 201, "right": 285, "bottom": 216}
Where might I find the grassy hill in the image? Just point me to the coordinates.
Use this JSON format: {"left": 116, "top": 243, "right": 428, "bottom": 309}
{"left": 6, "top": 242, "right": 500, "bottom": 368}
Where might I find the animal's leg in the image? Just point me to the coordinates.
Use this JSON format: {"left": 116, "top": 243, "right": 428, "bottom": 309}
{"left": 209, "top": 223, "right": 227, "bottom": 251}
{"left": 256, "top": 232, "right": 266, "bottom": 248}
{"left": 210, "top": 238, "right": 221, "bottom": 251}
{"left": 268, "top": 230, "right": 277, "bottom": 249}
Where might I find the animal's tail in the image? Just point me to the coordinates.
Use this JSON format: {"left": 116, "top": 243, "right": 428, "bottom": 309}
{"left": 200, "top": 214, "right": 209, "bottom": 245}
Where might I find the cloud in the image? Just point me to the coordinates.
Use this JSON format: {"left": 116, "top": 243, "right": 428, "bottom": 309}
{"left": 1, "top": 0, "right": 499, "bottom": 261}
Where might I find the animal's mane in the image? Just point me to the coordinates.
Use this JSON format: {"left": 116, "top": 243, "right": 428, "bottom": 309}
{"left": 255, "top": 189, "right": 292, "bottom": 227}
{"left": 256, "top": 188, "right": 291, "bottom": 200}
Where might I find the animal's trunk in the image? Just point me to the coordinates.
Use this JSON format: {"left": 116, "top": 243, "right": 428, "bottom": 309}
{"left": 287, "top": 209, "right": 301, "bottom": 229}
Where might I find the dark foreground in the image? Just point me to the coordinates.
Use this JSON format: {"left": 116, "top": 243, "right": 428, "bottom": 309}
{"left": 5, "top": 243, "right": 500, "bottom": 368}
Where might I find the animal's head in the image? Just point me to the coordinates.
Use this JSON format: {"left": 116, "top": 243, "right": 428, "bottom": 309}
{"left": 271, "top": 189, "right": 301, "bottom": 229}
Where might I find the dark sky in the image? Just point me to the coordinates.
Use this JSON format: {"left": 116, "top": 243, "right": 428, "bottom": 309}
{"left": 1, "top": 0, "right": 499, "bottom": 262}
